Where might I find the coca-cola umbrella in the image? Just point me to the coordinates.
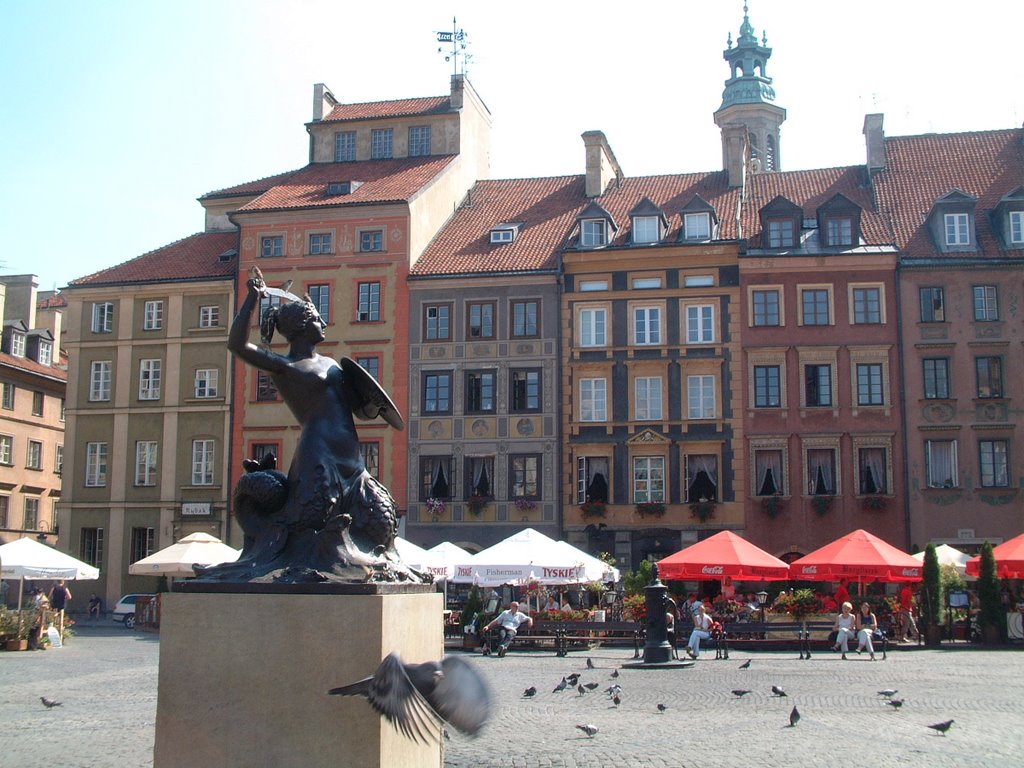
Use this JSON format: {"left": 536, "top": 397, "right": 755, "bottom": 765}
{"left": 965, "top": 532, "right": 1024, "bottom": 579}
{"left": 788, "top": 529, "right": 922, "bottom": 583}
{"left": 656, "top": 531, "right": 791, "bottom": 581}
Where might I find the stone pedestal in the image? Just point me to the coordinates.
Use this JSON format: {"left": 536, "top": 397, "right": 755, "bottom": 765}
{"left": 154, "top": 589, "right": 443, "bottom": 768}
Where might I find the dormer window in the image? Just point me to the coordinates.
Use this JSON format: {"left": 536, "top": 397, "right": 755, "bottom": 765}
{"left": 825, "top": 218, "right": 853, "bottom": 246}
{"left": 760, "top": 196, "right": 803, "bottom": 250}
{"left": 767, "top": 219, "right": 795, "bottom": 248}
{"left": 581, "top": 219, "right": 607, "bottom": 247}
{"left": 1011, "top": 211, "right": 1024, "bottom": 244}
{"left": 926, "top": 190, "right": 977, "bottom": 253}
{"left": 992, "top": 187, "right": 1024, "bottom": 249}
{"left": 38, "top": 340, "right": 52, "bottom": 366}
{"left": 944, "top": 213, "right": 970, "bottom": 246}
{"left": 629, "top": 198, "right": 667, "bottom": 244}
{"left": 10, "top": 332, "right": 25, "bottom": 358}
{"left": 489, "top": 223, "right": 522, "bottom": 245}
{"left": 328, "top": 181, "right": 361, "bottom": 195}
{"left": 816, "top": 194, "right": 861, "bottom": 248}
{"left": 684, "top": 213, "right": 711, "bottom": 240}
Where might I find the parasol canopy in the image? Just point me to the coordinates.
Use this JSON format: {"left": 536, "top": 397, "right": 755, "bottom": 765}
{"left": 452, "top": 528, "right": 617, "bottom": 586}
{"left": 656, "top": 531, "right": 791, "bottom": 581}
{"left": 393, "top": 536, "right": 433, "bottom": 570}
{"left": 912, "top": 544, "right": 973, "bottom": 578}
{"left": 127, "top": 533, "right": 240, "bottom": 578}
{"left": 0, "top": 537, "right": 100, "bottom": 581}
{"left": 965, "top": 533, "right": 1024, "bottom": 578}
{"left": 425, "top": 541, "right": 472, "bottom": 581}
{"left": 788, "top": 529, "right": 922, "bottom": 582}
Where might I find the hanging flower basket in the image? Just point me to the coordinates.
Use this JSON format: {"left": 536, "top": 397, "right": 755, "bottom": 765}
{"left": 862, "top": 495, "right": 887, "bottom": 511}
{"left": 635, "top": 501, "right": 667, "bottom": 517}
{"left": 466, "top": 495, "right": 493, "bottom": 516}
{"left": 424, "top": 497, "right": 446, "bottom": 521}
{"left": 761, "top": 493, "right": 784, "bottom": 518}
{"left": 689, "top": 500, "right": 716, "bottom": 522}
{"left": 514, "top": 497, "right": 537, "bottom": 513}
{"left": 579, "top": 500, "right": 607, "bottom": 518}
{"left": 811, "top": 495, "right": 833, "bottom": 516}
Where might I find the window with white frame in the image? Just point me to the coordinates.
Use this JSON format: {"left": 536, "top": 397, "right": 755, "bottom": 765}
{"left": 408, "top": 125, "right": 431, "bottom": 157}
{"left": 0, "top": 435, "right": 11, "bottom": 464}
{"left": 685, "top": 454, "right": 719, "bottom": 502}
{"left": 579, "top": 280, "right": 609, "bottom": 292}
{"left": 357, "top": 282, "right": 381, "bottom": 322}
{"left": 806, "top": 448, "right": 836, "bottom": 495}
{"left": 423, "top": 304, "right": 451, "bottom": 341}
{"left": 1011, "top": 211, "right": 1024, "bottom": 244}
{"left": 371, "top": 128, "right": 393, "bottom": 159}
{"left": 26, "top": 439, "right": 42, "bottom": 470}
{"left": 632, "top": 216, "right": 660, "bottom": 244}
{"left": 135, "top": 440, "right": 158, "bottom": 486}
{"left": 580, "top": 378, "right": 607, "bottom": 422}
{"left": 130, "top": 527, "right": 155, "bottom": 563}
{"left": 633, "top": 306, "right": 661, "bottom": 345}
{"left": 89, "top": 361, "right": 112, "bottom": 401}
{"left": 577, "top": 456, "right": 610, "bottom": 504}
{"left": 260, "top": 236, "right": 283, "bottom": 258}
{"left": 37, "top": 340, "right": 52, "bottom": 366}
{"left": 634, "top": 377, "right": 663, "bottom": 421}
{"left": 359, "top": 230, "right": 383, "bottom": 252}
{"left": 10, "top": 332, "right": 25, "bottom": 357}
{"left": 684, "top": 212, "right": 711, "bottom": 240}
{"left": 857, "top": 446, "right": 888, "bottom": 494}
{"left": 510, "top": 455, "right": 540, "bottom": 499}
{"left": 23, "top": 497, "right": 39, "bottom": 530}
{"left": 972, "top": 285, "right": 998, "bottom": 321}
{"left": 138, "top": 359, "right": 162, "bottom": 400}
{"left": 92, "top": 302, "right": 114, "bottom": 333}
{"left": 754, "top": 448, "right": 784, "bottom": 496}
{"left": 579, "top": 308, "right": 607, "bottom": 347}
{"left": 334, "top": 130, "right": 356, "bottom": 162}
{"left": 360, "top": 442, "right": 380, "bottom": 479}
{"left": 632, "top": 277, "right": 662, "bottom": 289}
{"left": 85, "top": 442, "right": 108, "bottom": 487}
{"left": 632, "top": 456, "right": 665, "bottom": 503}
{"left": 580, "top": 219, "right": 607, "bottom": 247}
{"left": 684, "top": 275, "right": 715, "bottom": 288}
{"left": 686, "top": 305, "right": 715, "bottom": 343}
{"left": 925, "top": 439, "right": 958, "bottom": 488}
{"left": 490, "top": 228, "right": 514, "bottom": 244}
{"left": 143, "top": 300, "right": 163, "bottom": 330}
{"left": 852, "top": 287, "right": 882, "bottom": 324}
{"left": 80, "top": 527, "right": 104, "bottom": 567}
{"left": 687, "top": 375, "right": 715, "bottom": 419}
{"left": 199, "top": 305, "right": 220, "bottom": 328}
{"left": 421, "top": 456, "right": 454, "bottom": 500}
{"left": 422, "top": 372, "right": 451, "bottom": 413}
{"left": 55, "top": 444, "right": 63, "bottom": 476}
{"left": 979, "top": 440, "right": 1009, "bottom": 488}
{"left": 308, "top": 284, "right": 330, "bottom": 324}
{"left": 309, "top": 233, "right": 333, "bottom": 255}
{"left": 191, "top": 439, "right": 215, "bottom": 485}
{"left": 194, "top": 368, "right": 218, "bottom": 398}
{"left": 944, "top": 213, "right": 970, "bottom": 245}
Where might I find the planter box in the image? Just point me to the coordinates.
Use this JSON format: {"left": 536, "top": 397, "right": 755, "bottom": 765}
{"left": 5, "top": 638, "right": 28, "bottom": 651}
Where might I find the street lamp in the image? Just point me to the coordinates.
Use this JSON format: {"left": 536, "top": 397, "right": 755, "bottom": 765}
{"left": 756, "top": 590, "right": 769, "bottom": 624}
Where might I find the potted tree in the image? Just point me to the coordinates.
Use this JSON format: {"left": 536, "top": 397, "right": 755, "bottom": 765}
{"left": 920, "top": 544, "right": 943, "bottom": 646}
{"left": 977, "top": 541, "right": 1006, "bottom": 645}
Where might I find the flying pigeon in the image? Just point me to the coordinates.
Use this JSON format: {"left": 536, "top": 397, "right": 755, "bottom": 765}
{"left": 657, "top": 703, "right": 668, "bottom": 713}
{"left": 927, "top": 719, "right": 954, "bottom": 735}
{"left": 771, "top": 685, "right": 787, "bottom": 697}
{"left": 584, "top": 682, "right": 600, "bottom": 691}
{"left": 553, "top": 677, "right": 568, "bottom": 693}
{"left": 789, "top": 706, "right": 800, "bottom": 727}
{"left": 328, "top": 653, "right": 491, "bottom": 744}
{"left": 610, "top": 669, "right": 620, "bottom": 678}
{"left": 40, "top": 697, "right": 62, "bottom": 708}
{"left": 732, "top": 689, "right": 752, "bottom": 697}
{"left": 885, "top": 699, "right": 904, "bottom": 710}
{"left": 878, "top": 689, "right": 898, "bottom": 698}
{"left": 523, "top": 687, "right": 537, "bottom": 698}
{"left": 739, "top": 659, "right": 752, "bottom": 669}
{"left": 576, "top": 723, "right": 599, "bottom": 738}
{"left": 586, "top": 657, "right": 595, "bottom": 669}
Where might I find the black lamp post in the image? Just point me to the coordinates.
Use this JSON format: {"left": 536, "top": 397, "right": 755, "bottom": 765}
{"left": 756, "top": 590, "right": 769, "bottom": 624}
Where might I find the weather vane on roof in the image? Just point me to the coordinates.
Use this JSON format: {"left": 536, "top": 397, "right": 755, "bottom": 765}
{"left": 436, "top": 17, "right": 471, "bottom": 77}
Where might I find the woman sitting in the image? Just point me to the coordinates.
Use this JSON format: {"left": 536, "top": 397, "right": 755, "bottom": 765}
{"left": 855, "top": 601, "right": 879, "bottom": 661}
{"left": 833, "top": 601, "right": 856, "bottom": 659}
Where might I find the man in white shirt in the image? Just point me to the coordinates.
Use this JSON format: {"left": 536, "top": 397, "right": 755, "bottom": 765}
{"left": 483, "top": 601, "right": 533, "bottom": 657}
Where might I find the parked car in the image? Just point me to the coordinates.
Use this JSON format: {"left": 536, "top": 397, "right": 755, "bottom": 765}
{"left": 111, "top": 594, "right": 154, "bottom": 629}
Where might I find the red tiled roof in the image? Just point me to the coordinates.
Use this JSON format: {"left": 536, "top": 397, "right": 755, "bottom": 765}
{"left": 69, "top": 231, "right": 238, "bottom": 287}
{"left": 873, "top": 129, "right": 1024, "bottom": 257}
{"left": 0, "top": 351, "right": 67, "bottom": 382}
{"left": 37, "top": 294, "right": 68, "bottom": 310}
{"left": 322, "top": 95, "right": 450, "bottom": 123}
{"left": 233, "top": 157, "right": 457, "bottom": 213}
{"left": 741, "top": 165, "right": 893, "bottom": 246}
{"left": 200, "top": 168, "right": 305, "bottom": 200}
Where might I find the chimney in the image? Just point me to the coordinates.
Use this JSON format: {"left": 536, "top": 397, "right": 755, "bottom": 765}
{"left": 35, "top": 295, "right": 63, "bottom": 362}
{"left": 864, "top": 113, "right": 886, "bottom": 175}
{"left": 721, "top": 124, "right": 747, "bottom": 188}
{"left": 0, "top": 274, "right": 38, "bottom": 329}
{"left": 312, "top": 83, "right": 338, "bottom": 122}
{"left": 581, "top": 131, "right": 624, "bottom": 198}
{"left": 450, "top": 74, "right": 465, "bottom": 110}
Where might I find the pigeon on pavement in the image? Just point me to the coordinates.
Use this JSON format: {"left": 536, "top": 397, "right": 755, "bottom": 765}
{"left": 577, "top": 684, "right": 587, "bottom": 697}
{"left": 584, "top": 682, "right": 600, "bottom": 690}
{"left": 927, "top": 719, "right": 954, "bottom": 735}
{"left": 732, "top": 689, "right": 752, "bottom": 697}
{"left": 605, "top": 684, "right": 622, "bottom": 697}
{"left": 328, "top": 653, "right": 491, "bottom": 744}
{"left": 566, "top": 674, "right": 581, "bottom": 686}
{"left": 771, "top": 685, "right": 787, "bottom": 697}
{"left": 523, "top": 687, "right": 537, "bottom": 698}
{"left": 553, "top": 677, "right": 568, "bottom": 693}
{"left": 878, "top": 689, "right": 898, "bottom": 698}
{"left": 586, "top": 657, "right": 595, "bottom": 669}
{"left": 612, "top": 694, "right": 621, "bottom": 706}
{"left": 40, "top": 697, "right": 62, "bottom": 708}
{"left": 657, "top": 703, "right": 668, "bottom": 713}
{"left": 789, "top": 706, "right": 800, "bottom": 727}
{"left": 576, "top": 724, "right": 599, "bottom": 738}
{"left": 739, "top": 659, "right": 752, "bottom": 669}
{"left": 885, "top": 699, "right": 904, "bottom": 710}
{"left": 610, "top": 669, "right": 620, "bottom": 678}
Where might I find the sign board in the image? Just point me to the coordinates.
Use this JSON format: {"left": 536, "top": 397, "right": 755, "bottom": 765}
{"left": 181, "top": 502, "right": 212, "bottom": 516}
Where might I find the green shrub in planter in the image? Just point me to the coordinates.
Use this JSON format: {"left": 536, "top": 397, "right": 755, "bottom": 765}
{"left": 977, "top": 541, "right": 1006, "bottom": 644}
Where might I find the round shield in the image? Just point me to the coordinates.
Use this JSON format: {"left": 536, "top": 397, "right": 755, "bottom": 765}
{"left": 339, "top": 357, "right": 405, "bottom": 430}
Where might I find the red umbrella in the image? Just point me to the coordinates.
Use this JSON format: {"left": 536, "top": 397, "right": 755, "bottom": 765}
{"left": 656, "top": 531, "right": 791, "bottom": 581}
{"left": 788, "top": 529, "right": 922, "bottom": 582}
{"left": 965, "top": 533, "right": 1024, "bottom": 578}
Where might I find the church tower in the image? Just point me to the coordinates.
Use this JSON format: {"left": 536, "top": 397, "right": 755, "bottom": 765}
{"left": 713, "top": 4, "right": 786, "bottom": 187}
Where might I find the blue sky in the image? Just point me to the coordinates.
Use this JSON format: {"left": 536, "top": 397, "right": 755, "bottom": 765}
{"left": 2, "top": 1, "right": 1021, "bottom": 291}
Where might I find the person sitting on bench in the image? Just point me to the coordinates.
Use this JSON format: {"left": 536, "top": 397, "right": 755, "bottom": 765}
{"left": 483, "top": 601, "right": 533, "bottom": 657}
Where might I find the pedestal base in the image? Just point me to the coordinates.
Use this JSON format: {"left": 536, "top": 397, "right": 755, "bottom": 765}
{"left": 154, "top": 590, "right": 443, "bottom": 768}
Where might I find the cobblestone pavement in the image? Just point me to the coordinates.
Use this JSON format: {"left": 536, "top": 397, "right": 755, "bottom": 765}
{"left": 2, "top": 624, "right": 1022, "bottom": 767}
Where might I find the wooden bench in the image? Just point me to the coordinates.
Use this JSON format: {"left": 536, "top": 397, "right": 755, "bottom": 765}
{"left": 722, "top": 619, "right": 889, "bottom": 660}
{"left": 482, "top": 620, "right": 645, "bottom": 657}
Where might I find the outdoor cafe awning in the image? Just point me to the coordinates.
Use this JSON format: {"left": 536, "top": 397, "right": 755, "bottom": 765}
{"left": 788, "top": 529, "right": 922, "bottom": 582}
{"left": 656, "top": 531, "right": 790, "bottom": 581}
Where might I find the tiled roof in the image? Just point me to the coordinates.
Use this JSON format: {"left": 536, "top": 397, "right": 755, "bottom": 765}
{"left": 233, "top": 157, "right": 458, "bottom": 213}
{"left": 873, "top": 128, "right": 1024, "bottom": 257}
{"left": 37, "top": 294, "right": 67, "bottom": 310}
{"left": 69, "top": 231, "right": 238, "bottom": 287}
{"left": 0, "top": 351, "right": 67, "bottom": 382}
{"left": 741, "top": 165, "right": 893, "bottom": 246}
{"left": 200, "top": 168, "right": 304, "bottom": 200}
{"left": 322, "top": 95, "right": 451, "bottom": 123}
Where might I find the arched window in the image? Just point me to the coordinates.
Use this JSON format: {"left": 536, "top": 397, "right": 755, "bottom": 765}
{"left": 765, "top": 135, "right": 777, "bottom": 171}
{"left": 748, "top": 132, "right": 759, "bottom": 160}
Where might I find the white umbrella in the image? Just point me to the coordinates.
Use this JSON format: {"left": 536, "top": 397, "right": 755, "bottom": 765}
{"left": 452, "top": 528, "right": 612, "bottom": 586}
{"left": 426, "top": 541, "right": 472, "bottom": 581}
{"left": 912, "top": 543, "right": 973, "bottom": 578}
{"left": 127, "top": 533, "right": 240, "bottom": 578}
{"left": 553, "top": 541, "right": 620, "bottom": 583}
{"left": 0, "top": 537, "right": 99, "bottom": 610}
{"left": 394, "top": 536, "right": 433, "bottom": 570}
